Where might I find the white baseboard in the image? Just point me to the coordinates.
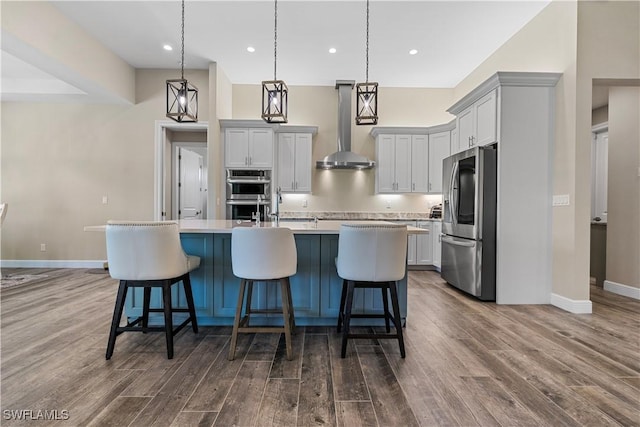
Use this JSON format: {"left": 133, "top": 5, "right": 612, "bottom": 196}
{"left": 550, "top": 293, "right": 593, "bottom": 314}
{"left": 604, "top": 280, "right": 640, "bottom": 300}
{"left": 0, "top": 260, "right": 105, "bottom": 269}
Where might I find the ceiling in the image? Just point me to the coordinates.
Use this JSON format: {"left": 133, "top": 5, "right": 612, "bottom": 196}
{"left": 2, "top": 1, "right": 554, "bottom": 101}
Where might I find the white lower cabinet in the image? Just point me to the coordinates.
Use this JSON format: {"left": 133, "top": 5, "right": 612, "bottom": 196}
{"left": 432, "top": 221, "right": 442, "bottom": 269}
{"left": 396, "top": 221, "right": 436, "bottom": 266}
{"left": 416, "top": 222, "right": 433, "bottom": 265}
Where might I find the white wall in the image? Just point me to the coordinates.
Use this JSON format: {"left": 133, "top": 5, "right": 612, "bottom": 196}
{"left": 606, "top": 87, "right": 640, "bottom": 289}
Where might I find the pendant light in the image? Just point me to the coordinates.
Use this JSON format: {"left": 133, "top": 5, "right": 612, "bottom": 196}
{"left": 166, "top": 0, "right": 198, "bottom": 123}
{"left": 261, "top": 0, "right": 288, "bottom": 123}
{"left": 355, "top": 0, "right": 378, "bottom": 125}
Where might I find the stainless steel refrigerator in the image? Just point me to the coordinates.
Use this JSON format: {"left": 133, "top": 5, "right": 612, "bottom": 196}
{"left": 441, "top": 145, "right": 497, "bottom": 301}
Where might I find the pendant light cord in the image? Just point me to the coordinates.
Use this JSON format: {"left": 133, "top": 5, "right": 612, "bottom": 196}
{"left": 181, "top": 0, "right": 185, "bottom": 80}
{"left": 365, "top": 0, "right": 369, "bottom": 84}
{"left": 274, "top": 0, "right": 278, "bottom": 80}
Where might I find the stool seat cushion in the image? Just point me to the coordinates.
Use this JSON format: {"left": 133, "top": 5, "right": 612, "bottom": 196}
{"left": 336, "top": 223, "right": 408, "bottom": 282}
{"left": 232, "top": 227, "right": 297, "bottom": 280}
{"left": 106, "top": 221, "right": 200, "bottom": 281}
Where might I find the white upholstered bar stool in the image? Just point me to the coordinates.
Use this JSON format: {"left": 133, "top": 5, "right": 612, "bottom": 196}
{"left": 105, "top": 221, "right": 200, "bottom": 360}
{"left": 229, "top": 227, "right": 297, "bottom": 361}
{"left": 336, "top": 223, "right": 408, "bottom": 358}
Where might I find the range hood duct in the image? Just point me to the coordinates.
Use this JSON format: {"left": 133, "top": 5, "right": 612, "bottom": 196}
{"left": 316, "top": 80, "right": 375, "bottom": 169}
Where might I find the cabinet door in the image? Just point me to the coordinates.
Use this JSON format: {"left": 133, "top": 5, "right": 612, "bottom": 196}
{"left": 432, "top": 221, "right": 442, "bottom": 268}
{"left": 457, "top": 106, "right": 475, "bottom": 151}
{"left": 475, "top": 89, "right": 497, "bottom": 146}
{"left": 248, "top": 128, "right": 273, "bottom": 168}
{"left": 376, "top": 135, "right": 396, "bottom": 193}
{"left": 277, "top": 133, "right": 296, "bottom": 191}
{"left": 225, "top": 129, "right": 249, "bottom": 167}
{"left": 293, "top": 134, "right": 312, "bottom": 192}
{"left": 395, "top": 135, "right": 412, "bottom": 193}
{"left": 451, "top": 127, "right": 459, "bottom": 155}
{"left": 428, "top": 131, "right": 451, "bottom": 193}
{"left": 416, "top": 222, "right": 433, "bottom": 265}
{"left": 411, "top": 135, "right": 429, "bottom": 193}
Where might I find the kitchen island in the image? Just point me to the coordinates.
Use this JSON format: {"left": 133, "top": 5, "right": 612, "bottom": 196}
{"left": 88, "top": 220, "right": 425, "bottom": 326}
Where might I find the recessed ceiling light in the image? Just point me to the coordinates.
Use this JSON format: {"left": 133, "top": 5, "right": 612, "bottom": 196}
{"left": 329, "top": 47, "right": 337, "bottom": 54}
{"left": 409, "top": 49, "right": 418, "bottom": 55}
{"left": 247, "top": 46, "right": 255, "bottom": 53}
{"left": 163, "top": 44, "right": 173, "bottom": 51}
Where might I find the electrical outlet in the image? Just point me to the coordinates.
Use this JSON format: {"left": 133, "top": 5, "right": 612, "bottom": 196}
{"left": 386, "top": 200, "right": 391, "bottom": 209}
{"left": 302, "top": 199, "right": 308, "bottom": 208}
{"left": 552, "top": 194, "right": 570, "bottom": 206}
{"left": 40, "top": 243, "right": 46, "bottom": 252}
{"left": 102, "top": 195, "right": 108, "bottom": 204}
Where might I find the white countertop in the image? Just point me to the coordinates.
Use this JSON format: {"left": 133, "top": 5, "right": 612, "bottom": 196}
{"left": 85, "top": 219, "right": 427, "bottom": 235}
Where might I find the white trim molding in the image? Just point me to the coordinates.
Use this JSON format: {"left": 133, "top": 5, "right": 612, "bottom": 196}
{"left": 0, "top": 260, "right": 105, "bottom": 269}
{"left": 550, "top": 293, "right": 593, "bottom": 314}
{"left": 604, "top": 280, "right": 640, "bottom": 300}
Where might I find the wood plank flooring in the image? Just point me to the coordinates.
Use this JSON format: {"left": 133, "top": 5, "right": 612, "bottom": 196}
{"left": 1, "top": 268, "right": 639, "bottom": 426}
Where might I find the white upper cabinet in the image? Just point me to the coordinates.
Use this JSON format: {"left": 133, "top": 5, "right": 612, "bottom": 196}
{"left": 225, "top": 127, "right": 273, "bottom": 168}
{"left": 376, "top": 134, "right": 412, "bottom": 193}
{"left": 428, "top": 131, "right": 451, "bottom": 193}
{"left": 411, "top": 135, "right": 429, "bottom": 193}
{"left": 278, "top": 132, "right": 312, "bottom": 193}
{"left": 453, "top": 88, "right": 497, "bottom": 153}
{"left": 372, "top": 123, "right": 454, "bottom": 194}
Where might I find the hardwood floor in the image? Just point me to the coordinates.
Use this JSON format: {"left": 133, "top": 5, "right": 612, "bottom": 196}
{"left": 1, "top": 268, "right": 639, "bottom": 426}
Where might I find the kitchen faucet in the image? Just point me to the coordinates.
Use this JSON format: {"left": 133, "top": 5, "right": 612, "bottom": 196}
{"left": 253, "top": 195, "right": 261, "bottom": 226}
{"left": 270, "top": 187, "right": 282, "bottom": 226}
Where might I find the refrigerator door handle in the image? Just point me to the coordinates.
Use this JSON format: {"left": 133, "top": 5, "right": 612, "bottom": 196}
{"left": 449, "top": 161, "right": 459, "bottom": 227}
{"left": 442, "top": 235, "right": 476, "bottom": 247}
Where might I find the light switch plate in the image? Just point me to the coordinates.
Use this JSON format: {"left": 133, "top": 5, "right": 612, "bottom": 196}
{"left": 553, "top": 194, "right": 570, "bottom": 206}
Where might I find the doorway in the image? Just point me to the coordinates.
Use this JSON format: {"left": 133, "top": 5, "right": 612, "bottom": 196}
{"left": 173, "top": 144, "right": 207, "bottom": 219}
{"left": 154, "top": 121, "right": 209, "bottom": 220}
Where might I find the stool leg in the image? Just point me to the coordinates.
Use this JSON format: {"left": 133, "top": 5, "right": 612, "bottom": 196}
{"left": 388, "top": 281, "right": 405, "bottom": 358}
{"left": 285, "top": 279, "right": 296, "bottom": 330}
{"left": 182, "top": 274, "right": 198, "bottom": 333}
{"left": 381, "top": 285, "right": 391, "bottom": 333}
{"left": 245, "top": 280, "right": 254, "bottom": 325}
{"left": 142, "top": 287, "right": 151, "bottom": 333}
{"left": 162, "top": 282, "right": 174, "bottom": 359}
{"left": 337, "top": 279, "right": 348, "bottom": 333}
{"left": 280, "top": 278, "right": 293, "bottom": 360}
{"left": 106, "top": 281, "right": 128, "bottom": 360}
{"left": 341, "top": 280, "right": 355, "bottom": 358}
{"left": 229, "top": 278, "right": 247, "bottom": 361}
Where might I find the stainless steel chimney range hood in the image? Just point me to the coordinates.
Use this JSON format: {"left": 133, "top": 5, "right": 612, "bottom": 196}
{"left": 316, "top": 81, "right": 375, "bottom": 170}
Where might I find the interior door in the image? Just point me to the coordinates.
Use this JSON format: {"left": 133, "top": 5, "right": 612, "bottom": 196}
{"left": 179, "top": 147, "right": 203, "bottom": 219}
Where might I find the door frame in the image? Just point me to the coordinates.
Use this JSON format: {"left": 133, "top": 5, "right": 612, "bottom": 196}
{"left": 154, "top": 120, "right": 209, "bottom": 220}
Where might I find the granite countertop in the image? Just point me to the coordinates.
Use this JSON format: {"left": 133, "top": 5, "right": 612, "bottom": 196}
{"left": 85, "top": 220, "right": 428, "bottom": 235}
{"left": 280, "top": 211, "right": 441, "bottom": 221}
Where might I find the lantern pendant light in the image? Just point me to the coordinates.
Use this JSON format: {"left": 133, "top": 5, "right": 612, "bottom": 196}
{"left": 356, "top": 0, "right": 378, "bottom": 125}
{"left": 166, "top": 0, "right": 198, "bottom": 123}
{"left": 262, "top": 0, "right": 288, "bottom": 123}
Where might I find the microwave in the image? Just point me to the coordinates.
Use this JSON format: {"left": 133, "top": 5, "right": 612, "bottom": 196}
{"left": 226, "top": 169, "right": 271, "bottom": 201}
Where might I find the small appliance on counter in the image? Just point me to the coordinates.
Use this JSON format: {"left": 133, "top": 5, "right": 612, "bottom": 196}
{"left": 429, "top": 204, "right": 442, "bottom": 219}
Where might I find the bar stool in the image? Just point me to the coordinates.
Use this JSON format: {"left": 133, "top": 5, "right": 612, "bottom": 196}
{"left": 105, "top": 221, "right": 199, "bottom": 360}
{"left": 229, "top": 227, "right": 297, "bottom": 361}
{"left": 336, "top": 223, "right": 408, "bottom": 358}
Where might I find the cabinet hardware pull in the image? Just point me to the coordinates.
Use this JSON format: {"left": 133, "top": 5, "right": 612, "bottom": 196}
{"left": 245, "top": 156, "right": 248, "bottom": 165}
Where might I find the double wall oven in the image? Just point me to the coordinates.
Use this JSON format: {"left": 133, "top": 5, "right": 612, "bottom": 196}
{"left": 226, "top": 169, "right": 271, "bottom": 221}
